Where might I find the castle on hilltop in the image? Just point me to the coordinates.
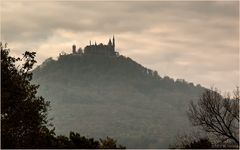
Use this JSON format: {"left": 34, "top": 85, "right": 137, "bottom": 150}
{"left": 70, "top": 36, "right": 119, "bottom": 56}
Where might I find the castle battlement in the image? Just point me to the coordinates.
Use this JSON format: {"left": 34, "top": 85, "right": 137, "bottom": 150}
{"left": 71, "top": 36, "right": 118, "bottom": 56}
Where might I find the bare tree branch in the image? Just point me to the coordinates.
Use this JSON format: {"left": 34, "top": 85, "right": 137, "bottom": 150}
{"left": 187, "top": 88, "right": 239, "bottom": 147}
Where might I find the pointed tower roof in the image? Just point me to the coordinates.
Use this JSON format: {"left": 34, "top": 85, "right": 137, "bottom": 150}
{"left": 113, "top": 35, "right": 115, "bottom": 50}
{"left": 108, "top": 38, "right": 112, "bottom": 45}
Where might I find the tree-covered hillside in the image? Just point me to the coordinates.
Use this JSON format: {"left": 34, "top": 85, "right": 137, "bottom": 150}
{"left": 32, "top": 53, "right": 205, "bottom": 148}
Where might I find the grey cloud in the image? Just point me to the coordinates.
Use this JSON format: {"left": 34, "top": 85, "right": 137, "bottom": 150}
{"left": 2, "top": 1, "right": 238, "bottom": 42}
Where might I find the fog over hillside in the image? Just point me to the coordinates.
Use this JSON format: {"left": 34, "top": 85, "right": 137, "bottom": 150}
{"left": 32, "top": 42, "right": 205, "bottom": 148}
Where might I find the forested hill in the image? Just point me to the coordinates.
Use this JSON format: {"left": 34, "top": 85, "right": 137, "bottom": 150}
{"left": 32, "top": 53, "right": 205, "bottom": 148}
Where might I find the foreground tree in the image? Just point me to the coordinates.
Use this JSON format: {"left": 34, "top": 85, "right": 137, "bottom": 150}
{"left": 1, "top": 43, "right": 54, "bottom": 148}
{"left": 187, "top": 88, "right": 239, "bottom": 147}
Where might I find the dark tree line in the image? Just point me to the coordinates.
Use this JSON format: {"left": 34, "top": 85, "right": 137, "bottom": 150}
{"left": 1, "top": 43, "right": 125, "bottom": 149}
{"left": 50, "top": 132, "right": 125, "bottom": 149}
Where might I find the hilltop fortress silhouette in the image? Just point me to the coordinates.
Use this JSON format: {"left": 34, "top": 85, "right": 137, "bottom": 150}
{"left": 67, "top": 36, "right": 119, "bottom": 57}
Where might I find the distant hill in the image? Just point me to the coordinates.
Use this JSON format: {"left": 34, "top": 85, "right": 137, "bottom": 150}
{"left": 32, "top": 48, "right": 205, "bottom": 148}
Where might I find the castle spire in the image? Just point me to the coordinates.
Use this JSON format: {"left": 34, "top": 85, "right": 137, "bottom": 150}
{"left": 72, "top": 44, "right": 76, "bottom": 54}
{"left": 113, "top": 35, "right": 115, "bottom": 51}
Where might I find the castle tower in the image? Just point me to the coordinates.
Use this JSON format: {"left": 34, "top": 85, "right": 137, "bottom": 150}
{"left": 113, "top": 35, "right": 115, "bottom": 51}
{"left": 72, "top": 44, "right": 76, "bottom": 54}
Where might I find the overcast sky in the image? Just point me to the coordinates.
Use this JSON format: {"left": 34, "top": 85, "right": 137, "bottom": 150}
{"left": 1, "top": 0, "right": 239, "bottom": 92}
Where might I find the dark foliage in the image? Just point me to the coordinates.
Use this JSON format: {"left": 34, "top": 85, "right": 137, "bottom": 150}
{"left": 53, "top": 132, "right": 125, "bottom": 149}
{"left": 99, "top": 136, "right": 126, "bottom": 149}
{"left": 69, "top": 132, "right": 99, "bottom": 148}
{"left": 1, "top": 43, "right": 53, "bottom": 148}
{"left": 185, "top": 138, "right": 212, "bottom": 149}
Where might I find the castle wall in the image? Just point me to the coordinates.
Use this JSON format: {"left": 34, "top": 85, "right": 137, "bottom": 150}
{"left": 72, "top": 37, "right": 117, "bottom": 56}
{"left": 84, "top": 44, "right": 116, "bottom": 56}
